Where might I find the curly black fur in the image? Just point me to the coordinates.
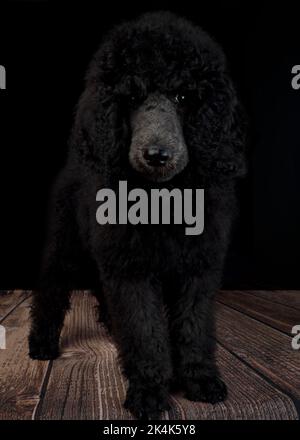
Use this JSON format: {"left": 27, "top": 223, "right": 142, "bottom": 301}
{"left": 29, "top": 11, "right": 246, "bottom": 419}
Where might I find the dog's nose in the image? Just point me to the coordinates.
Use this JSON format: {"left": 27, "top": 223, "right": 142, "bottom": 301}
{"left": 143, "top": 146, "right": 173, "bottom": 167}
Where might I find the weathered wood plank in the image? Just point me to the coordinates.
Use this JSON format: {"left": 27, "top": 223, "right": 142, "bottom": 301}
{"left": 169, "top": 344, "right": 298, "bottom": 420}
{"left": 35, "top": 292, "right": 298, "bottom": 420}
{"left": 244, "top": 290, "right": 300, "bottom": 310}
{"left": 34, "top": 291, "right": 133, "bottom": 420}
{"left": 216, "top": 290, "right": 300, "bottom": 334}
{"left": 215, "top": 303, "right": 300, "bottom": 399}
{"left": 0, "top": 290, "right": 30, "bottom": 323}
{"left": 0, "top": 297, "right": 49, "bottom": 420}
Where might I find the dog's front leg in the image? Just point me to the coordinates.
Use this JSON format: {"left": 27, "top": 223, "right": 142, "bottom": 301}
{"left": 29, "top": 286, "right": 71, "bottom": 360}
{"left": 101, "top": 276, "right": 172, "bottom": 420}
{"left": 170, "top": 275, "right": 227, "bottom": 403}
{"left": 29, "top": 181, "right": 80, "bottom": 360}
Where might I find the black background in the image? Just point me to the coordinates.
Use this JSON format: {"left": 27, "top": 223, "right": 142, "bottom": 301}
{"left": 0, "top": 0, "right": 299, "bottom": 289}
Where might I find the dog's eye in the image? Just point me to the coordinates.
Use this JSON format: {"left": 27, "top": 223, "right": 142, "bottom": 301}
{"left": 130, "top": 95, "right": 138, "bottom": 103}
{"left": 174, "top": 93, "right": 186, "bottom": 105}
{"left": 128, "top": 94, "right": 143, "bottom": 108}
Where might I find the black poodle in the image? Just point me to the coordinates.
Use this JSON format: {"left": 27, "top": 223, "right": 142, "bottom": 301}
{"left": 29, "top": 11, "right": 246, "bottom": 419}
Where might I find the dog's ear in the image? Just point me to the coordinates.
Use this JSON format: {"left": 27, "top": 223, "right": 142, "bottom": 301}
{"left": 70, "top": 86, "right": 97, "bottom": 162}
{"left": 69, "top": 80, "right": 129, "bottom": 181}
{"left": 189, "top": 72, "right": 247, "bottom": 181}
{"left": 212, "top": 75, "right": 248, "bottom": 179}
{"left": 70, "top": 83, "right": 113, "bottom": 162}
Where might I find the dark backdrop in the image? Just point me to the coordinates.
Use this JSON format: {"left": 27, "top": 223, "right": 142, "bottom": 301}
{"left": 0, "top": 0, "right": 299, "bottom": 289}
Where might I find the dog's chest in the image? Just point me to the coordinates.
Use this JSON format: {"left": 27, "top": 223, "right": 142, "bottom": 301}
{"left": 142, "top": 225, "right": 202, "bottom": 275}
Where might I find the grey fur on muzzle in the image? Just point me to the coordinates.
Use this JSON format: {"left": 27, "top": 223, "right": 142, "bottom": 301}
{"left": 129, "top": 93, "right": 189, "bottom": 182}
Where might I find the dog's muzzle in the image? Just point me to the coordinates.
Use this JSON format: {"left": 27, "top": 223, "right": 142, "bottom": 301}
{"left": 129, "top": 93, "right": 189, "bottom": 182}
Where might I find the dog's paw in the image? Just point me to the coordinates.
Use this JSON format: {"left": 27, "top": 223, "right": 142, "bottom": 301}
{"left": 28, "top": 334, "right": 60, "bottom": 360}
{"left": 184, "top": 376, "right": 227, "bottom": 404}
{"left": 124, "top": 384, "right": 170, "bottom": 420}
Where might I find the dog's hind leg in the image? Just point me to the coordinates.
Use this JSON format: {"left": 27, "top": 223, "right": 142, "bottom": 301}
{"left": 92, "top": 281, "right": 113, "bottom": 333}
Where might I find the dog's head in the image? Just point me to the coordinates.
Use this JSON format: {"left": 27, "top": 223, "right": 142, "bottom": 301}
{"left": 71, "top": 12, "right": 247, "bottom": 184}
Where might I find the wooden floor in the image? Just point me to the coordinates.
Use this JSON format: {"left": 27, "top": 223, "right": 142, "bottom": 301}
{"left": 0, "top": 290, "right": 299, "bottom": 420}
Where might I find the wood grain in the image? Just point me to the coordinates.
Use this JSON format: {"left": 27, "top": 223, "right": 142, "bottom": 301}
{"left": 169, "top": 343, "right": 298, "bottom": 420}
{"left": 0, "top": 291, "right": 298, "bottom": 420}
{"left": 34, "top": 291, "right": 133, "bottom": 420}
{"left": 0, "top": 290, "right": 30, "bottom": 323}
{"left": 215, "top": 302, "right": 300, "bottom": 399}
{"left": 35, "top": 292, "right": 298, "bottom": 420}
{"left": 244, "top": 290, "right": 300, "bottom": 310}
{"left": 217, "top": 290, "right": 300, "bottom": 334}
{"left": 0, "top": 295, "right": 49, "bottom": 420}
